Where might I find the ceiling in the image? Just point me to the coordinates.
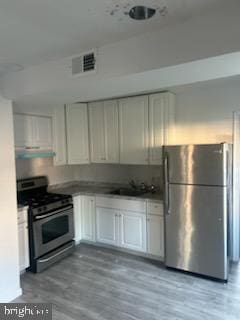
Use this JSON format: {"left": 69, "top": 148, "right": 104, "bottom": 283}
{"left": 0, "top": 0, "right": 232, "bottom": 69}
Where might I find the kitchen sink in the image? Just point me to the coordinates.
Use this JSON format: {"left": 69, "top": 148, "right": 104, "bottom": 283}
{"left": 109, "top": 188, "right": 146, "bottom": 197}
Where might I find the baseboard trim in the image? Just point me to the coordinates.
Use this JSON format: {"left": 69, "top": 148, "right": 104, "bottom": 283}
{"left": 79, "top": 240, "right": 164, "bottom": 262}
{"left": 0, "top": 287, "right": 22, "bottom": 303}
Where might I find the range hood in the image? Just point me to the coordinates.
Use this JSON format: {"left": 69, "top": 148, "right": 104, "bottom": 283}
{"left": 16, "top": 150, "right": 56, "bottom": 159}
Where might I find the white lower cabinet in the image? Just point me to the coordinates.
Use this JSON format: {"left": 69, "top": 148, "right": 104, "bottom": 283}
{"left": 119, "top": 211, "right": 146, "bottom": 252}
{"left": 81, "top": 196, "right": 96, "bottom": 242}
{"left": 73, "top": 195, "right": 96, "bottom": 243}
{"left": 96, "top": 196, "right": 147, "bottom": 253}
{"left": 18, "top": 209, "right": 29, "bottom": 273}
{"left": 96, "top": 207, "right": 146, "bottom": 252}
{"left": 96, "top": 207, "right": 118, "bottom": 246}
{"left": 147, "top": 201, "right": 165, "bottom": 258}
{"left": 74, "top": 195, "right": 164, "bottom": 259}
{"left": 73, "top": 196, "right": 82, "bottom": 243}
{"left": 147, "top": 214, "right": 164, "bottom": 257}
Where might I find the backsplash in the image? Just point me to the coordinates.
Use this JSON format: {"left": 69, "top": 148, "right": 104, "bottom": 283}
{"left": 74, "top": 163, "right": 163, "bottom": 188}
{"left": 16, "top": 158, "right": 75, "bottom": 185}
{"left": 16, "top": 158, "right": 163, "bottom": 189}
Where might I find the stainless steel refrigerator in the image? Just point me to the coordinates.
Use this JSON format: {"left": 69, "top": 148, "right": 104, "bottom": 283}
{"left": 163, "top": 143, "right": 232, "bottom": 281}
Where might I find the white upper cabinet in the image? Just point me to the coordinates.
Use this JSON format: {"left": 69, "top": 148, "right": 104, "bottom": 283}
{"left": 89, "top": 100, "right": 119, "bottom": 163}
{"left": 52, "top": 106, "right": 67, "bottom": 166}
{"left": 89, "top": 102, "right": 105, "bottom": 163}
{"left": 14, "top": 113, "right": 52, "bottom": 150}
{"left": 119, "top": 96, "right": 149, "bottom": 164}
{"left": 149, "top": 92, "right": 176, "bottom": 165}
{"left": 32, "top": 116, "right": 52, "bottom": 149}
{"left": 14, "top": 114, "right": 33, "bottom": 148}
{"left": 66, "top": 103, "right": 90, "bottom": 164}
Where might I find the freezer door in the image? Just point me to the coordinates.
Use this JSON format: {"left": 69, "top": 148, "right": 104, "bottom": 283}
{"left": 164, "top": 144, "right": 228, "bottom": 186}
{"left": 165, "top": 184, "right": 228, "bottom": 280}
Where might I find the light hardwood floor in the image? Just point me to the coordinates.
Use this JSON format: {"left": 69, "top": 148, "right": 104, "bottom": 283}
{"left": 15, "top": 244, "right": 240, "bottom": 320}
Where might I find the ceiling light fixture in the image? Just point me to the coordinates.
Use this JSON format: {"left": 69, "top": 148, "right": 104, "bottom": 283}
{"left": 129, "top": 6, "right": 156, "bottom": 20}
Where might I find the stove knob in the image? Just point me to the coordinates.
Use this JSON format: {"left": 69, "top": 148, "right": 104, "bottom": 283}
{"left": 38, "top": 208, "right": 42, "bottom": 213}
{"left": 43, "top": 206, "right": 47, "bottom": 211}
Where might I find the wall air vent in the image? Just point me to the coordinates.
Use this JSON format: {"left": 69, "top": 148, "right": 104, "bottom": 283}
{"left": 71, "top": 51, "right": 96, "bottom": 76}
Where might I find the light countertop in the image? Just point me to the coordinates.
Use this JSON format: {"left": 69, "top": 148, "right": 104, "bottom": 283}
{"left": 49, "top": 181, "right": 163, "bottom": 204}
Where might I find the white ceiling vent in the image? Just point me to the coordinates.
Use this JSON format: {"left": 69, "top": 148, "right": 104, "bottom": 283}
{"left": 71, "top": 50, "right": 96, "bottom": 76}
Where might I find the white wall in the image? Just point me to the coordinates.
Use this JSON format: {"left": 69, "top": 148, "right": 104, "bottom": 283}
{"left": 0, "top": 99, "right": 21, "bottom": 302}
{"left": 174, "top": 78, "right": 240, "bottom": 145}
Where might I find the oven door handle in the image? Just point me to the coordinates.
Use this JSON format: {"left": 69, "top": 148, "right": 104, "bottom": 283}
{"left": 35, "top": 205, "right": 73, "bottom": 220}
{"left": 38, "top": 242, "right": 75, "bottom": 263}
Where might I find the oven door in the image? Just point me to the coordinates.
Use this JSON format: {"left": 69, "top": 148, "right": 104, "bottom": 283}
{"left": 33, "top": 206, "right": 74, "bottom": 258}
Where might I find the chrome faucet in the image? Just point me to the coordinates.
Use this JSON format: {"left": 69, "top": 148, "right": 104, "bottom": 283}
{"left": 129, "top": 179, "right": 137, "bottom": 189}
{"left": 140, "top": 182, "right": 148, "bottom": 192}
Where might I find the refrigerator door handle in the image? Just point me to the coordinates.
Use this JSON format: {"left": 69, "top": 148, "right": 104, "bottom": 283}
{"left": 164, "top": 153, "right": 170, "bottom": 215}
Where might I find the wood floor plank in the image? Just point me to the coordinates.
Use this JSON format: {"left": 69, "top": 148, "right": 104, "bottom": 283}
{"left": 14, "top": 244, "right": 240, "bottom": 320}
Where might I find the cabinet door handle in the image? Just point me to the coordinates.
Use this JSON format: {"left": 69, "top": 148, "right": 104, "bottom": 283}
{"left": 25, "top": 146, "right": 40, "bottom": 150}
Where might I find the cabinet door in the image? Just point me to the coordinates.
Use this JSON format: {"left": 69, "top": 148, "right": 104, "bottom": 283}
{"left": 96, "top": 207, "right": 119, "bottom": 246}
{"left": 89, "top": 101, "right": 106, "bottom": 163}
{"left": 13, "top": 114, "right": 33, "bottom": 149}
{"left": 73, "top": 196, "right": 82, "bottom": 244}
{"left": 104, "top": 100, "right": 119, "bottom": 163}
{"left": 147, "top": 214, "right": 164, "bottom": 257}
{"left": 89, "top": 100, "right": 119, "bottom": 163}
{"left": 149, "top": 94, "right": 165, "bottom": 165}
{"left": 53, "top": 106, "right": 67, "bottom": 166}
{"left": 32, "top": 116, "right": 52, "bottom": 149}
{"left": 119, "top": 211, "right": 146, "bottom": 252}
{"left": 18, "top": 223, "right": 29, "bottom": 272}
{"left": 119, "top": 96, "right": 149, "bottom": 164}
{"left": 81, "top": 196, "right": 96, "bottom": 242}
{"left": 66, "top": 103, "right": 90, "bottom": 164}
{"left": 149, "top": 92, "right": 175, "bottom": 165}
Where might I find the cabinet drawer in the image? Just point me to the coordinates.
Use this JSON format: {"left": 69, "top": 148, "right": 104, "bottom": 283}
{"left": 147, "top": 202, "right": 164, "bottom": 216}
{"left": 96, "top": 196, "right": 146, "bottom": 213}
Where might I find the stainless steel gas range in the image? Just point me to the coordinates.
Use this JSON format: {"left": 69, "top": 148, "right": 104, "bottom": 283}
{"left": 17, "top": 176, "right": 75, "bottom": 273}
